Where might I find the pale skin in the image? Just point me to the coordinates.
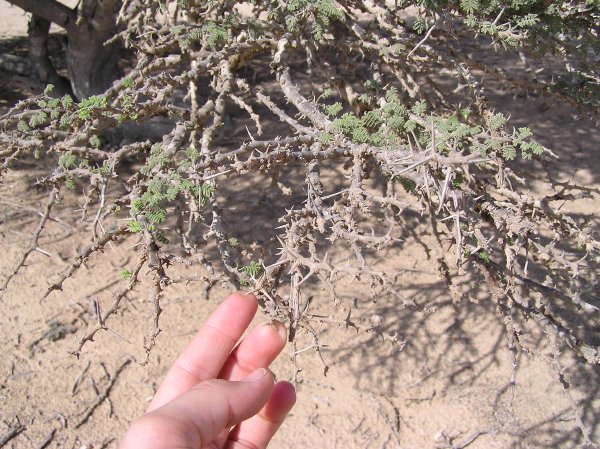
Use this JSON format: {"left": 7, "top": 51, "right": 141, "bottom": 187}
{"left": 119, "top": 292, "right": 296, "bottom": 449}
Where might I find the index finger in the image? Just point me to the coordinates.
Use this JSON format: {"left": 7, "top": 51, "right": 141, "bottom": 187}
{"left": 147, "top": 292, "right": 258, "bottom": 412}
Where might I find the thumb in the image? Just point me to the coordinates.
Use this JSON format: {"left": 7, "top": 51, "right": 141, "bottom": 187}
{"left": 119, "top": 368, "right": 274, "bottom": 449}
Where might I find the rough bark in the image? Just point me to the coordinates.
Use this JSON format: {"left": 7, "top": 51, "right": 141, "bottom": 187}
{"left": 28, "top": 15, "right": 72, "bottom": 95}
{"left": 7, "top": 0, "right": 121, "bottom": 99}
{"left": 66, "top": 0, "right": 122, "bottom": 98}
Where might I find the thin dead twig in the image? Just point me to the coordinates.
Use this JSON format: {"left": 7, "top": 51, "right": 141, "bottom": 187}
{"left": 451, "top": 430, "right": 487, "bottom": 449}
{"left": 1, "top": 187, "right": 58, "bottom": 292}
{"left": 43, "top": 224, "right": 129, "bottom": 299}
{"left": 72, "top": 360, "right": 91, "bottom": 395}
{"left": 72, "top": 252, "right": 145, "bottom": 357}
{"left": 0, "top": 424, "right": 25, "bottom": 447}
{"left": 34, "top": 429, "right": 55, "bottom": 449}
{"left": 74, "top": 358, "right": 132, "bottom": 428}
{"left": 408, "top": 15, "right": 439, "bottom": 58}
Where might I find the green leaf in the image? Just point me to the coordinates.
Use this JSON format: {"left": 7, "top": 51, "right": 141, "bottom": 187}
{"left": 324, "top": 102, "right": 343, "bottom": 117}
{"left": 241, "top": 261, "right": 262, "bottom": 278}
{"left": 411, "top": 100, "right": 427, "bottom": 116}
{"left": 477, "top": 250, "right": 490, "bottom": 264}
{"left": 202, "top": 21, "right": 229, "bottom": 50}
{"left": 155, "top": 230, "right": 170, "bottom": 244}
{"left": 185, "top": 147, "right": 199, "bottom": 161}
{"left": 319, "top": 133, "right": 334, "bottom": 144}
{"left": 317, "top": 0, "right": 345, "bottom": 21}
{"left": 127, "top": 220, "right": 143, "bottom": 233}
{"left": 61, "top": 94, "right": 73, "bottom": 109}
{"left": 147, "top": 206, "right": 167, "bottom": 224}
{"left": 59, "top": 114, "right": 72, "bottom": 128}
{"left": 502, "top": 145, "right": 517, "bottom": 160}
{"left": 48, "top": 98, "right": 60, "bottom": 109}
{"left": 385, "top": 86, "right": 400, "bottom": 103}
{"left": 319, "top": 88, "right": 334, "bottom": 100}
{"left": 488, "top": 113, "right": 507, "bottom": 131}
{"left": 131, "top": 198, "right": 144, "bottom": 215}
{"left": 460, "top": 0, "right": 479, "bottom": 15}
{"left": 516, "top": 127, "right": 532, "bottom": 141}
{"left": 200, "top": 183, "right": 215, "bottom": 206}
{"left": 64, "top": 176, "right": 76, "bottom": 190}
{"left": 362, "top": 110, "right": 383, "bottom": 129}
{"left": 78, "top": 95, "right": 106, "bottom": 120}
{"left": 516, "top": 13, "right": 539, "bottom": 28}
{"left": 413, "top": 16, "right": 426, "bottom": 34}
{"left": 452, "top": 174, "right": 465, "bottom": 187}
{"left": 530, "top": 142, "right": 544, "bottom": 155}
{"left": 351, "top": 126, "right": 369, "bottom": 143}
{"left": 59, "top": 152, "right": 77, "bottom": 169}
{"left": 29, "top": 111, "right": 48, "bottom": 128}
{"left": 17, "top": 120, "right": 30, "bottom": 133}
{"left": 89, "top": 135, "right": 101, "bottom": 148}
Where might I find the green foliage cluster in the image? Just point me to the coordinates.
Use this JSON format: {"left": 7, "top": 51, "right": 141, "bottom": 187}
{"left": 17, "top": 87, "right": 75, "bottom": 133}
{"left": 240, "top": 260, "right": 262, "bottom": 285}
{"left": 16, "top": 85, "right": 140, "bottom": 140}
{"left": 321, "top": 86, "right": 544, "bottom": 161}
{"left": 173, "top": 11, "right": 266, "bottom": 51}
{"left": 398, "top": 0, "right": 600, "bottom": 55}
{"left": 175, "top": 20, "right": 232, "bottom": 50}
{"left": 78, "top": 95, "right": 107, "bottom": 120}
{"left": 263, "top": 0, "right": 345, "bottom": 39}
{"left": 201, "top": 21, "right": 230, "bottom": 49}
{"left": 128, "top": 143, "right": 215, "bottom": 237}
{"left": 322, "top": 87, "right": 414, "bottom": 147}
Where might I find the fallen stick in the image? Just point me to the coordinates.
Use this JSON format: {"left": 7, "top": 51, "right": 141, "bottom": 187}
{"left": 74, "top": 359, "right": 131, "bottom": 429}
{"left": 452, "top": 430, "right": 487, "bottom": 449}
{"left": 34, "top": 429, "right": 55, "bottom": 449}
{"left": 72, "top": 360, "right": 91, "bottom": 395}
{"left": 0, "top": 425, "right": 25, "bottom": 447}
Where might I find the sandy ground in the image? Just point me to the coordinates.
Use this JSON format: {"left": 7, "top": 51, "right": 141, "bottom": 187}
{"left": 1, "top": 3, "right": 599, "bottom": 449}
{"left": 0, "top": 1, "right": 28, "bottom": 39}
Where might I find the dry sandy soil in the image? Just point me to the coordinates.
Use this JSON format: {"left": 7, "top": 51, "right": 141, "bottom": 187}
{"left": 1, "top": 2, "right": 599, "bottom": 448}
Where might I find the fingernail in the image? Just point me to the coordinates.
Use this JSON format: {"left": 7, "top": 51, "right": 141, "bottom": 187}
{"left": 263, "top": 320, "right": 287, "bottom": 342}
{"left": 236, "top": 291, "right": 256, "bottom": 300}
{"left": 241, "top": 368, "right": 268, "bottom": 383}
{"left": 274, "top": 321, "right": 287, "bottom": 341}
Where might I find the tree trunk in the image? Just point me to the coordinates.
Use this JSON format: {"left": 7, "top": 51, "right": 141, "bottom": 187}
{"left": 28, "top": 15, "right": 72, "bottom": 95}
{"left": 7, "top": 0, "right": 121, "bottom": 99}
{"left": 66, "top": 0, "right": 122, "bottom": 98}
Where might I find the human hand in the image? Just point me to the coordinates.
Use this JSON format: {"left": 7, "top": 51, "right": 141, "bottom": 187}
{"left": 119, "top": 292, "right": 296, "bottom": 449}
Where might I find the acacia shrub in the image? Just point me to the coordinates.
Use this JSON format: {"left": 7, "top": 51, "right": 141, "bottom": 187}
{"left": 0, "top": 0, "right": 599, "bottom": 443}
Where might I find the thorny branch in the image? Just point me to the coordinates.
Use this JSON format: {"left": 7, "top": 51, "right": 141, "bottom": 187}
{"left": 43, "top": 223, "right": 130, "bottom": 299}
{"left": 1, "top": 186, "right": 58, "bottom": 291}
{"left": 72, "top": 251, "right": 145, "bottom": 357}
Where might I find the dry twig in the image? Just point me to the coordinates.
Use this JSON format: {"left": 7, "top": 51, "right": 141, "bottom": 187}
{"left": 74, "top": 359, "right": 132, "bottom": 428}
